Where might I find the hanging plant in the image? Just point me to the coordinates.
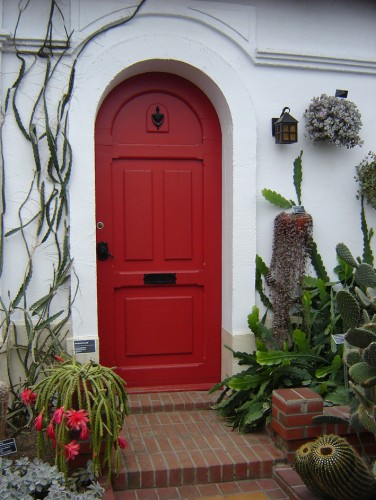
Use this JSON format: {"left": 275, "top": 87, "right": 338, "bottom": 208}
{"left": 304, "top": 94, "right": 363, "bottom": 148}
{"left": 355, "top": 151, "right": 376, "bottom": 209}
{"left": 266, "top": 210, "right": 313, "bottom": 347}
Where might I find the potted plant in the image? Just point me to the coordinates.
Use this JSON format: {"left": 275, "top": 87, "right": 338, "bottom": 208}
{"left": 355, "top": 151, "right": 376, "bottom": 209}
{"left": 23, "top": 356, "right": 129, "bottom": 481}
{"left": 304, "top": 94, "right": 363, "bottom": 148}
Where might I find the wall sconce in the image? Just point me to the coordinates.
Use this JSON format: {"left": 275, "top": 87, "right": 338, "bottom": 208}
{"left": 272, "top": 107, "right": 298, "bottom": 144}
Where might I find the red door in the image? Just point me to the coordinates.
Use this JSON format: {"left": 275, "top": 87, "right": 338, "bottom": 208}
{"left": 95, "top": 73, "right": 221, "bottom": 390}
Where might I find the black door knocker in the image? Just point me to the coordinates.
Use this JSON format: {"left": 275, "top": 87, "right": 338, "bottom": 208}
{"left": 152, "top": 106, "right": 164, "bottom": 129}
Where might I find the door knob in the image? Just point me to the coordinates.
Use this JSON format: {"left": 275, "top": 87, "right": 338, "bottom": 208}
{"left": 97, "top": 241, "right": 114, "bottom": 261}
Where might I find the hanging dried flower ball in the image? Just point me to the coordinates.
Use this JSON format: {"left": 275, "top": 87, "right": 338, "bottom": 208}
{"left": 266, "top": 211, "right": 313, "bottom": 348}
{"left": 304, "top": 94, "right": 363, "bottom": 149}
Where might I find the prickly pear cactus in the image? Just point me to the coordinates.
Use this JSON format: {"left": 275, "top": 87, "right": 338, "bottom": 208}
{"left": 294, "top": 435, "right": 376, "bottom": 500}
{"left": 336, "top": 244, "right": 376, "bottom": 437}
{"left": 0, "top": 381, "right": 9, "bottom": 439}
{"left": 336, "top": 289, "right": 360, "bottom": 331}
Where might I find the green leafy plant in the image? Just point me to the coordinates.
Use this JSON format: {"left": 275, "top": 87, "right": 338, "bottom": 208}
{"left": 211, "top": 152, "right": 348, "bottom": 432}
{"left": 210, "top": 286, "right": 346, "bottom": 432}
{"left": 0, "top": 456, "right": 104, "bottom": 499}
{"left": 26, "top": 357, "right": 129, "bottom": 480}
{"left": 355, "top": 151, "right": 376, "bottom": 209}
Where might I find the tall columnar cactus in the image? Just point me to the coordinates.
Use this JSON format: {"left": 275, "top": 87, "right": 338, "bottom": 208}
{"left": 294, "top": 434, "right": 376, "bottom": 499}
{"left": 0, "top": 381, "right": 9, "bottom": 439}
{"left": 335, "top": 243, "right": 376, "bottom": 437}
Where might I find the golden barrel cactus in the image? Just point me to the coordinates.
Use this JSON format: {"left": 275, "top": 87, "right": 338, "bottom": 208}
{"left": 294, "top": 435, "right": 376, "bottom": 500}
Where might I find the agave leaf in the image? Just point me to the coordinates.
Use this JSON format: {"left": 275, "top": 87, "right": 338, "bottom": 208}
{"left": 261, "top": 189, "right": 292, "bottom": 209}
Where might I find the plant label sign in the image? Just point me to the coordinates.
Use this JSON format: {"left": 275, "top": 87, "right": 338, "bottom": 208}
{"left": 74, "top": 339, "right": 96, "bottom": 354}
{"left": 293, "top": 205, "right": 305, "bottom": 214}
{"left": 0, "top": 438, "right": 17, "bottom": 456}
{"left": 332, "top": 334, "right": 346, "bottom": 345}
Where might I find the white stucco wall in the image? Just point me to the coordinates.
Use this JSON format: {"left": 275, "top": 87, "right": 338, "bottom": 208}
{"left": 1, "top": 0, "right": 375, "bottom": 379}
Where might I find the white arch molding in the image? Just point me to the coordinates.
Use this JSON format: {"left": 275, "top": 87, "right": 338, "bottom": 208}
{"left": 68, "top": 28, "right": 257, "bottom": 378}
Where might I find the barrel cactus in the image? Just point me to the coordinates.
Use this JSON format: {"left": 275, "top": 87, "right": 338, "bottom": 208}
{"left": 294, "top": 434, "right": 376, "bottom": 499}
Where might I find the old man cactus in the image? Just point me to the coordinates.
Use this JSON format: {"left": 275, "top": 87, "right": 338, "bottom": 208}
{"left": 336, "top": 243, "right": 376, "bottom": 436}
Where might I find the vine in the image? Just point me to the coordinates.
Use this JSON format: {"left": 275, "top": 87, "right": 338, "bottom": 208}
{"left": 0, "top": 0, "right": 146, "bottom": 431}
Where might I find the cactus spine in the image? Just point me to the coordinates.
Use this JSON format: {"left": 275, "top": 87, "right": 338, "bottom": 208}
{"left": 294, "top": 435, "right": 376, "bottom": 500}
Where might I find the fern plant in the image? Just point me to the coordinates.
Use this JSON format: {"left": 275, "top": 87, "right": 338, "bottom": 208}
{"left": 28, "top": 357, "right": 129, "bottom": 481}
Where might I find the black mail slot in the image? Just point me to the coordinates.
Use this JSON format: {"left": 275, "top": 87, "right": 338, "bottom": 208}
{"left": 144, "top": 273, "right": 176, "bottom": 285}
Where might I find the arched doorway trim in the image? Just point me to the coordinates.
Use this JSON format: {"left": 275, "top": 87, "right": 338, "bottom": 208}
{"left": 68, "top": 29, "right": 256, "bottom": 379}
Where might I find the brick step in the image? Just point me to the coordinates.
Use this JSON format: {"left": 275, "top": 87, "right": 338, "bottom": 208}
{"left": 127, "top": 391, "right": 218, "bottom": 414}
{"left": 115, "top": 392, "right": 287, "bottom": 491}
{"left": 272, "top": 465, "right": 321, "bottom": 500}
{"left": 112, "top": 477, "right": 289, "bottom": 499}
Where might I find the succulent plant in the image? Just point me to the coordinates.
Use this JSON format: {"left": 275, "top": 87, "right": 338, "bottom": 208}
{"left": 31, "top": 356, "right": 129, "bottom": 480}
{"left": 0, "top": 381, "right": 9, "bottom": 439}
{"left": 304, "top": 94, "right": 363, "bottom": 149}
{"left": 0, "top": 457, "right": 104, "bottom": 499}
{"left": 335, "top": 243, "right": 376, "bottom": 437}
{"left": 294, "top": 435, "right": 376, "bottom": 499}
{"left": 355, "top": 152, "right": 376, "bottom": 210}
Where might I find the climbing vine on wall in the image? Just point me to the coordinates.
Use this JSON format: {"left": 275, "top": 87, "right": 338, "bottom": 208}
{"left": 0, "top": 0, "right": 146, "bottom": 431}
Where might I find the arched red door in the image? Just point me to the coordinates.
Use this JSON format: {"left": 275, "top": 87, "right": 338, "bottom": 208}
{"left": 95, "top": 73, "right": 222, "bottom": 391}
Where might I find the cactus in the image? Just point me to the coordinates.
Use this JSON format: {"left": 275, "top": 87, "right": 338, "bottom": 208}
{"left": 363, "top": 342, "right": 376, "bottom": 367}
{"left": 336, "top": 245, "right": 376, "bottom": 439}
{"left": 349, "top": 362, "right": 376, "bottom": 385}
{"left": 355, "top": 287, "right": 373, "bottom": 308}
{"left": 357, "top": 406, "right": 376, "bottom": 436}
{"left": 336, "top": 243, "right": 359, "bottom": 268}
{"left": 294, "top": 434, "right": 376, "bottom": 500}
{"left": 0, "top": 381, "right": 9, "bottom": 439}
{"left": 345, "top": 326, "right": 376, "bottom": 348}
{"left": 294, "top": 441, "right": 328, "bottom": 498}
{"left": 336, "top": 289, "right": 360, "bottom": 331}
{"left": 344, "top": 348, "right": 362, "bottom": 366}
{"left": 355, "top": 263, "right": 376, "bottom": 288}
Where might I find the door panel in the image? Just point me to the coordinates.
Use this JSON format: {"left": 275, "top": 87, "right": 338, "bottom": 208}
{"left": 95, "top": 73, "right": 221, "bottom": 390}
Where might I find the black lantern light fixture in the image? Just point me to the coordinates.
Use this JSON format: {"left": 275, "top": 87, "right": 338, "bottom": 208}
{"left": 272, "top": 107, "right": 298, "bottom": 144}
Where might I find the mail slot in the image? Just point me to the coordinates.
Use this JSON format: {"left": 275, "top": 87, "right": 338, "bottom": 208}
{"left": 144, "top": 273, "right": 177, "bottom": 285}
